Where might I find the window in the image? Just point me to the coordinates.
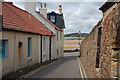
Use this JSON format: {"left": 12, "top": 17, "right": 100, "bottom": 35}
{"left": 0, "top": 40, "right": 7, "bottom": 58}
{"left": 95, "top": 27, "right": 102, "bottom": 68}
{"left": 28, "top": 38, "right": 31, "bottom": 58}
{"left": 51, "top": 16, "right": 55, "bottom": 23}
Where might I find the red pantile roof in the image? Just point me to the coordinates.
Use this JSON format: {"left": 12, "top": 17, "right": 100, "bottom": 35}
{"left": 36, "top": 11, "right": 62, "bottom": 31}
{"left": 1, "top": 2, "right": 55, "bottom": 36}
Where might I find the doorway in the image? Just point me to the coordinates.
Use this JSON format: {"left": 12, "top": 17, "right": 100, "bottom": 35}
{"left": 18, "top": 41, "right": 23, "bottom": 66}
{"left": 49, "top": 36, "right": 52, "bottom": 61}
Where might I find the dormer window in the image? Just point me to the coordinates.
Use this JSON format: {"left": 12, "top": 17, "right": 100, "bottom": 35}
{"left": 51, "top": 16, "right": 55, "bottom": 23}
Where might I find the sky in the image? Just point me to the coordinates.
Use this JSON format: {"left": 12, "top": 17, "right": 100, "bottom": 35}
{"left": 5, "top": 0, "right": 105, "bottom": 34}
{"left": 46, "top": 2, "right": 104, "bottom": 34}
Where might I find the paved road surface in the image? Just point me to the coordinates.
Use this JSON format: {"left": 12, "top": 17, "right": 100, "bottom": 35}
{"left": 64, "top": 52, "right": 80, "bottom": 56}
{"left": 27, "top": 53, "right": 81, "bottom": 78}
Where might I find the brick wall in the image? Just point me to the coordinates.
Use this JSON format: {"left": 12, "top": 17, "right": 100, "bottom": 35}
{"left": 80, "top": 3, "right": 120, "bottom": 78}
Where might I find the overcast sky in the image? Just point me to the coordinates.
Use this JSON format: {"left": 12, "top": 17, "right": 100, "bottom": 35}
{"left": 5, "top": 0, "right": 104, "bottom": 34}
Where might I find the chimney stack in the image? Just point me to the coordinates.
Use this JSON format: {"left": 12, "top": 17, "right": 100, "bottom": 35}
{"left": 0, "top": 0, "right": 4, "bottom": 2}
{"left": 24, "top": 1, "right": 36, "bottom": 15}
{"left": 59, "top": 5, "right": 62, "bottom": 14}
{"left": 39, "top": 3, "right": 47, "bottom": 18}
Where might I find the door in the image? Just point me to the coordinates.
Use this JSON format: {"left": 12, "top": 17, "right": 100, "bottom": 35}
{"left": 49, "top": 36, "right": 52, "bottom": 61}
{"left": 42, "top": 37, "right": 47, "bottom": 62}
{"left": 18, "top": 41, "right": 23, "bottom": 67}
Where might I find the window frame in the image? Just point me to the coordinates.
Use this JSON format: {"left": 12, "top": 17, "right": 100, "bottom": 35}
{"left": 0, "top": 40, "right": 7, "bottom": 58}
{"left": 50, "top": 15, "right": 55, "bottom": 23}
{"left": 95, "top": 27, "right": 102, "bottom": 69}
{"left": 28, "top": 37, "right": 31, "bottom": 58}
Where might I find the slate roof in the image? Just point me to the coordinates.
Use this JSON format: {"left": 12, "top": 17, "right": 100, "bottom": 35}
{"left": 55, "top": 14, "right": 65, "bottom": 28}
{"left": 47, "top": 11, "right": 65, "bottom": 29}
{"left": 1, "top": 2, "right": 55, "bottom": 36}
{"left": 36, "top": 11, "right": 62, "bottom": 31}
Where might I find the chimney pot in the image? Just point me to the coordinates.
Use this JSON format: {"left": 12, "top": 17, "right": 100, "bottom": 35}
{"left": 44, "top": 3, "right": 46, "bottom": 8}
{"left": 59, "top": 5, "right": 62, "bottom": 14}
{"left": 59, "top": 5, "right": 62, "bottom": 7}
{"left": 40, "top": 3, "right": 43, "bottom": 8}
{"left": 39, "top": 3, "right": 47, "bottom": 18}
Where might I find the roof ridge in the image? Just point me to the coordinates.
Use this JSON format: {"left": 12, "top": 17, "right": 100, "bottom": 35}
{"left": 6, "top": 2, "right": 29, "bottom": 14}
{"left": 3, "top": 3, "right": 40, "bottom": 34}
{"left": 4, "top": 3, "right": 39, "bottom": 33}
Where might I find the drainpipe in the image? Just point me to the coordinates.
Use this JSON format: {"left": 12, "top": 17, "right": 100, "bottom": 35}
{"left": 49, "top": 36, "right": 52, "bottom": 61}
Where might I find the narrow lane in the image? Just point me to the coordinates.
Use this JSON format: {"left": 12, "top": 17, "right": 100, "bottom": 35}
{"left": 27, "top": 53, "right": 81, "bottom": 78}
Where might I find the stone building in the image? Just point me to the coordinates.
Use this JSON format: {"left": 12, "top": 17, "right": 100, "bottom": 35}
{"left": 80, "top": 1, "right": 120, "bottom": 79}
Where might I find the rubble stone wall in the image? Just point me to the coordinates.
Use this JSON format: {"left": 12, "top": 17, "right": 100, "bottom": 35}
{"left": 80, "top": 3, "right": 120, "bottom": 78}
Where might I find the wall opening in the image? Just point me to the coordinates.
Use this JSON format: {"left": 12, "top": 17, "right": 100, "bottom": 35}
{"left": 96, "top": 27, "right": 102, "bottom": 68}
{"left": 18, "top": 41, "right": 23, "bottom": 62}
{"left": 49, "top": 36, "right": 52, "bottom": 61}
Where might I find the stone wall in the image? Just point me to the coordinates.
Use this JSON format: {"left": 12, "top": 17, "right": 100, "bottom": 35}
{"left": 80, "top": 2, "right": 120, "bottom": 78}
{"left": 80, "top": 22, "right": 101, "bottom": 78}
{"left": 100, "top": 4, "right": 118, "bottom": 78}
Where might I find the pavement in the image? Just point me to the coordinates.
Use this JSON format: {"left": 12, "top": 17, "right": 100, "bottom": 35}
{"left": 2, "top": 59, "right": 58, "bottom": 80}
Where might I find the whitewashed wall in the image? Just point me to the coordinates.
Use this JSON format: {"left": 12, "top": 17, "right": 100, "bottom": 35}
{"left": 24, "top": 2, "right": 63, "bottom": 60}
{"left": 2, "top": 30, "right": 40, "bottom": 76}
{"left": 42, "top": 36, "right": 49, "bottom": 62}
